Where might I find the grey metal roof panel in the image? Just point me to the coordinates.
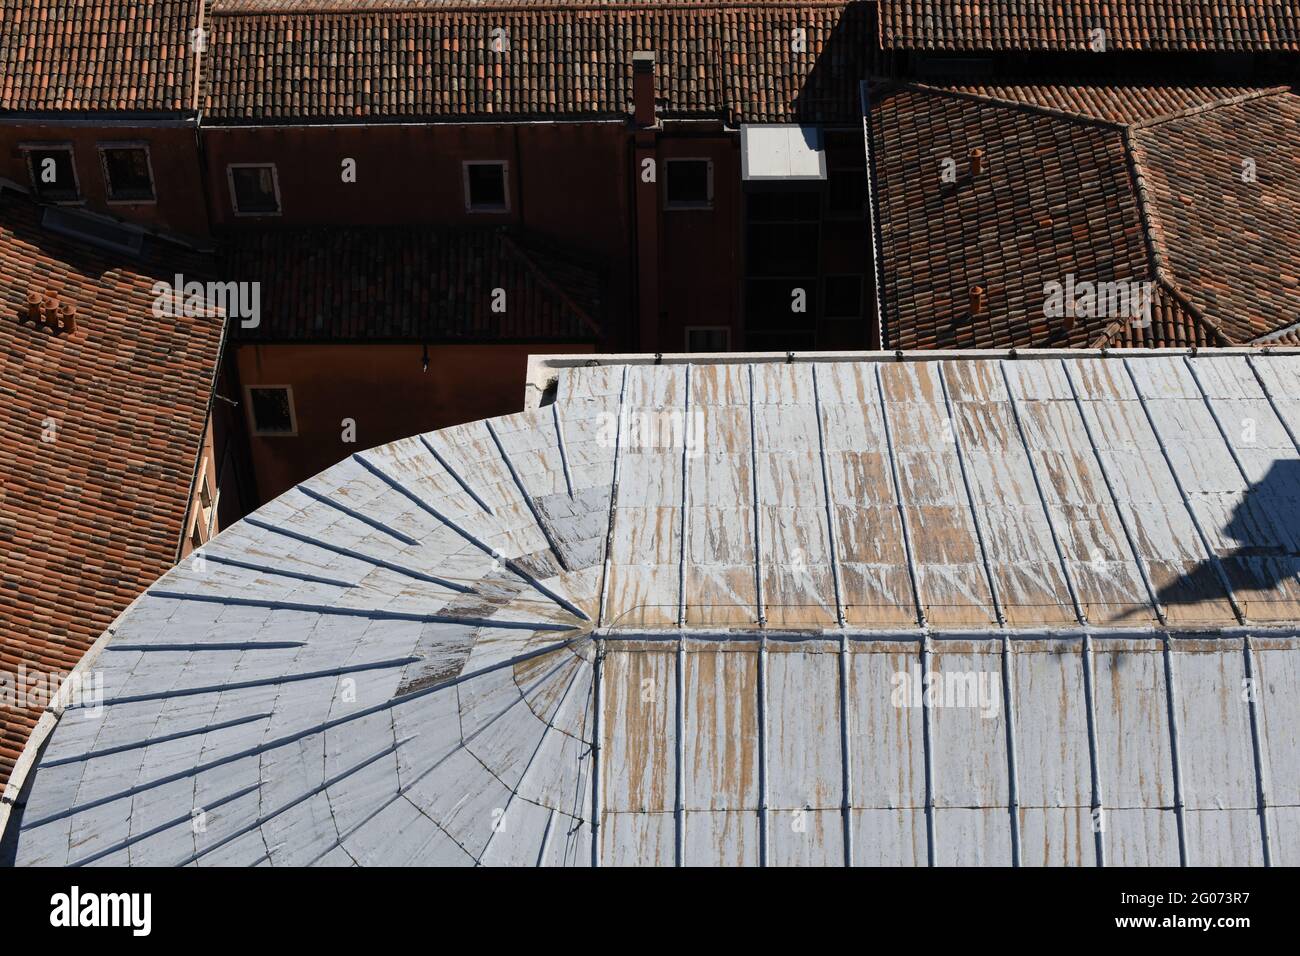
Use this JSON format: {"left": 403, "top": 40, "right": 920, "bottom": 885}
{"left": 8, "top": 353, "right": 1300, "bottom": 867}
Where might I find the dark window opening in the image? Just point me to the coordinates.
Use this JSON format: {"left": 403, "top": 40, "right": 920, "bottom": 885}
{"left": 746, "top": 278, "right": 818, "bottom": 331}
{"left": 665, "top": 159, "right": 712, "bottom": 208}
{"left": 466, "top": 162, "right": 508, "bottom": 211}
{"left": 826, "top": 168, "right": 866, "bottom": 218}
{"left": 230, "top": 165, "right": 280, "bottom": 215}
{"left": 28, "top": 148, "right": 78, "bottom": 202}
{"left": 746, "top": 223, "right": 819, "bottom": 276}
{"left": 686, "top": 327, "right": 730, "bottom": 352}
{"left": 101, "top": 146, "right": 155, "bottom": 201}
{"left": 249, "top": 387, "right": 295, "bottom": 435}
{"left": 746, "top": 189, "right": 821, "bottom": 223}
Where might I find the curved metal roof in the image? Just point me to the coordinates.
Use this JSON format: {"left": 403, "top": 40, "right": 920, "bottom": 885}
{"left": 8, "top": 352, "right": 1300, "bottom": 866}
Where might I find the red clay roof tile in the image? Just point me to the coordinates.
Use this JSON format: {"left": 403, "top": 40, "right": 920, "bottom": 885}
{"left": 222, "top": 227, "right": 603, "bottom": 342}
{"left": 879, "top": 0, "right": 1300, "bottom": 52}
{"left": 0, "top": 190, "right": 223, "bottom": 789}
{"left": 867, "top": 83, "right": 1292, "bottom": 349}
{"left": 0, "top": 0, "right": 204, "bottom": 113}
{"left": 201, "top": 2, "right": 879, "bottom": 123}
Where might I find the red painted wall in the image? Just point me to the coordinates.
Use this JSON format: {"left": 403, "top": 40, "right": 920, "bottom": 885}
{"left": 202, "top": 121, "right": 746, "bottom": 352}
{"left": 235, "top": 341, "right": 593, "bottom": 503}
{"left": 0, "top": 124, "right": 210, "bottom": 237}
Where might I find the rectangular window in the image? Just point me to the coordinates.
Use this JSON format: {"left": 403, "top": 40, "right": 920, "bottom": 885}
{"left": 24, "top": 145, "right": 79, "bottom": 202}
{"left": 228, "top": 164, "right": 281, "bottom": 216}
{"left": 685, "top": 327, "right": 731, "bottom": 352}
{"left": 246, "top": 386, "right": 297, "bottom": 436}
{"left": 464, "top": 161, "right": 509, "bottom": 212}
{"left": 665, "top": 158, "right": 713, "bottom": 209}
{"left": 99, "top": 144, "right": 156, "bottom": 202}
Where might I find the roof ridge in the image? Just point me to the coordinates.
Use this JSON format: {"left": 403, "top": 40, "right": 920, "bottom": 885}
{"left": 1129, "top": 85, "right": 1293, "bottom": 130}
{"left": 1120, "top": 126, "right": 1171, "bottom": 289}
{"left": 1090, "top": 280, "right": 1235, "bottom": 348}
{"left": 1250, "top": 318, "right": 1300, "bottom": 345}
{"left": 1121, "top": 127, "right": 1239, "bottom": 347}
{"left": 498, "top": 231, "right": 602, "bottom": 338}
{"left": 870, "top": 78, "right": 1128, "bottom": 131}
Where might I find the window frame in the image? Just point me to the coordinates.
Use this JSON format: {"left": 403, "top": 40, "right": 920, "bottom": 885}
{"left": 244, "top": 384, "right": 299, "bottom": 438}
{"left": 462, "top": 160, "right": 510, "bottom": 213}
{"left": 226, "top": 162, "right": 283, "bottom": 217}
{"left": 664, "top": 157, "right": 714, "bottom": 211}
{"left": 685, "top": 326, "right": 732, "bottom": 352}
{"left": 20, "top": 142, "right": 81, "bottom": 204}
{"left": 98, "top": 142, "right": 157, "bottom": 204}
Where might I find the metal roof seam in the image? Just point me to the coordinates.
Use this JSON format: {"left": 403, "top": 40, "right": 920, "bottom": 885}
{"left": 1121, "top": 358, "right": 1247, "bottom": 625}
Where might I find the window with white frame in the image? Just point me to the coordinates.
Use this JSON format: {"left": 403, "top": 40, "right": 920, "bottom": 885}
{"left": 99, "top": 144, "right": 156, "bottom": 202}
{"left": 23, "top": 144, "right": 80, "bottom": 202}
{"left": 227, "top": 164, "right": 282, "bottom": 216}
{"left": 463, "top": 161, "right": 509, "bottom": 212}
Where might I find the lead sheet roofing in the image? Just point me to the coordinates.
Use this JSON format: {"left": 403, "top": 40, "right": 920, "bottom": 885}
{"left": 9, "top": 353, "right": 1300, "bottom": 867}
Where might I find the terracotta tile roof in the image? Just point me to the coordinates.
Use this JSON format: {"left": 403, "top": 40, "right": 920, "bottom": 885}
{"left": 879, "top": 0, "right": 1300, "bottom": 52}
{"left": 222, "top": 226, "right": 602, "bottom": 343}
{"left": 1131, "top": 90, "right": 1300, "bottom": 342}
{"left": 0, "top": 189, "right": 224, "bottom": 789}
{"left": 0, "top": 0, "right": 204, "bottom": 113}
{"left": 202, "top": 2, "right": 878, "bottom": 123}
{"left": 1256, "top": 321, "right": 1300, "bottom": 345}
{"left": 867, "top": 82, "right": 1292, "bottom": 350}
{"left": 949, "top": 82, "right": 1254, "bottom": 124}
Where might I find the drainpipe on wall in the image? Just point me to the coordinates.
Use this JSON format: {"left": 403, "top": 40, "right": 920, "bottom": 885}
{"left": 632, "top": 51, "right": 660, "bottom": 353}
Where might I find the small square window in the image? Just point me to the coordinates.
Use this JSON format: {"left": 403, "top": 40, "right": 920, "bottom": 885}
{"left": 665, "top": 159, "right": 712, "bottom": 209}
{"left": 25, "top": 146, "right": 79, "bottom": 202}
{"left": 686, "top": 327, "right": 731, "bottom": 352}
{"left": 100, "top": 145, "right": 155, "bottom": 202}
{"left": 464, "top": 161, "right": 508, "bottom": 212}
{"left": 824, "top": 275, "right": 863, "bottom": 319}
{"left": 247, "top": 386, "right": 297, "bottom": 436}
{"left": 228, "top": 164, "right": 281, "bottom": 216}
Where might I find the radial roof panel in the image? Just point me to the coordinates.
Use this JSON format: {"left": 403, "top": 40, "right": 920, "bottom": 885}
{"left": 6, "top": 352, "right": 1300, "bottom": 867}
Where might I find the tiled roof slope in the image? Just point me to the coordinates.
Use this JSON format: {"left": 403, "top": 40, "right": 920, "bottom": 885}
{"left": 0, "top": 0, "right": 204, "bottom": 112}
{"left": 202, "top": 2, "right": 877, "bottom": 123}
{"left": 223, "top": 227, "right": 602, "bottom": 342}
{"left": 879, "top": 0, "right": 1300, "bottom": 51}
{"left": 951, "top": 82, "right": 1252, "bottom": 124}
{"left": 868, "top": 83, "right": 1291, "bottom": 349}
{"left": 1133, "top": 91, "right": 1300, "bottom": 342}
{"left": 0, "top": 190, "right": 224, "bottom": 790}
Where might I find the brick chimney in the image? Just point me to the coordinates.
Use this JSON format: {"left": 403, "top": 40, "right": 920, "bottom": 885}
{"left": 632, "top": 51, "right": 656, "bottom": 127}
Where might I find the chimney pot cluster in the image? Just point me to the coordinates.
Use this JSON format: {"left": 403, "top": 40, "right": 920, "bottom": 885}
{"left": 24, "top": 292, "right": 78, "bottom": 335}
